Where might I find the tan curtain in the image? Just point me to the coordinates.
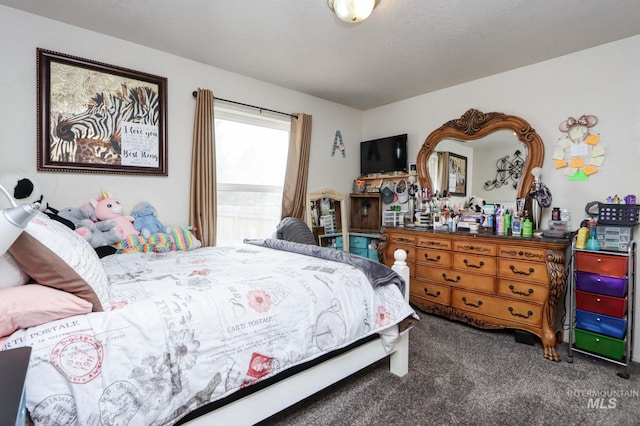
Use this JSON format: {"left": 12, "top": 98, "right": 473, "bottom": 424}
{"left": 190, "top": 89, "right": 216, "bottom": 246}
{"left": 437, "top": 151, "right": 449, "bottom": 194}
{"left": 281, "top": 113, "right": 312, "bottom": 219}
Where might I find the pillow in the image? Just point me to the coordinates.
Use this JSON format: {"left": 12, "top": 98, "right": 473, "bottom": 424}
{"left": 0, "top": 252, "right": 29, "bottom": 288}
{"left": 276, "top": 217, "right": 318, "bottom": 245}
{"left": 9, "top": 212, "right": 111, "bottom": 311}
{"left": 0, "top": 284, "right": 93, "bottom": 338}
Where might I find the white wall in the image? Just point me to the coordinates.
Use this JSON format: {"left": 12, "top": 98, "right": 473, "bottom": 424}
{"left": 364, "top": 35, "right": 640, "bottom": 360}
{"left": 0, "top": 5, "right": 362, "bottom": 227}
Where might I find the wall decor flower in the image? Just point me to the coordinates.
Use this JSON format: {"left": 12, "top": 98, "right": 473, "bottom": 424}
{"left": 553, "top": 114, "right": 604, "bottom": 180}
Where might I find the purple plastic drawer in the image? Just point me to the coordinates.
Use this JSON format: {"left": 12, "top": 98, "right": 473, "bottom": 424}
{"left": 575, "top": 271, "right": 628, "bottom": 297}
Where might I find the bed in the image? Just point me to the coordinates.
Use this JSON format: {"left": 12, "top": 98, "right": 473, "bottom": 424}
{"left": 0, "top": 212, "right": 416, "bottom": 425}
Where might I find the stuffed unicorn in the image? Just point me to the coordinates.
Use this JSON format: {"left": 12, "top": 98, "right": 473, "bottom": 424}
{"left": 90, "top": 190, "right": 139, "bottom": 239}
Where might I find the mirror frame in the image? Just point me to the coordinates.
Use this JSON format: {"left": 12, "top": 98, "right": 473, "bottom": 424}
{"left": 416, "top": 108, "right": 544, "bottom": 200}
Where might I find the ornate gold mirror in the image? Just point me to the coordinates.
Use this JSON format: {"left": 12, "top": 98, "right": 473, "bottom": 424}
{"left": 416, "top": 109, "right": 544, "bottom": 201}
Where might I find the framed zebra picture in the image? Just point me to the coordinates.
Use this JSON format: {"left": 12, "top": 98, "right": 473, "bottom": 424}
{"left": 37, "top": 48, "right": 168, "bottom": 175}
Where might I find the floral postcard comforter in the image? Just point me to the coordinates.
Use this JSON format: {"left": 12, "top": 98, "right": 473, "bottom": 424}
{"left": 4, "top": 243, "right": 416, "bottom": 425}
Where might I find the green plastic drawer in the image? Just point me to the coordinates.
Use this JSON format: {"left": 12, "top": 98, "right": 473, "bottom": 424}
{"left": 574, "top": 328, "right": 626, "bottom": 360}
{"left": 350, "top": 236, "right": 369, "bottom": 249}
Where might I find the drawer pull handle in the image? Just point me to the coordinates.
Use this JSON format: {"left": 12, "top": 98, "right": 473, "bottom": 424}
{"left": 508, "top": 307, "right": 534, "bottom": 318}
{"left": 442, "top": 273, "right": 461, "bottom": 283}
{"left": 463, "top": 259, "right": 484, "bottom": 269}
{"left": 424, "top": 253, "right": 441, "bottom": 262}
{"left": 424, "top": 288, "right": 441, "bottom": 298}
{"left": 508, "top": 285, "right": 533, "bottom": 296}
{"left": 462, "top": 297, "right": 482, "bottom": 308}
{"left": 509, "top": 265, "right": 535, "bottom": 276}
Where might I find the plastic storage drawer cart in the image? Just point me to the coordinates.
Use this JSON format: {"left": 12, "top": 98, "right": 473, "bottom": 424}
{"left": 567, "top": 240, "right": 636, "bottom": 378}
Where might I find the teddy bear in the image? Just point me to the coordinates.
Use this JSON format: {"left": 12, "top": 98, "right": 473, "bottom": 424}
{"left": 130, "top": 201, "right": 170, "bottom": 239}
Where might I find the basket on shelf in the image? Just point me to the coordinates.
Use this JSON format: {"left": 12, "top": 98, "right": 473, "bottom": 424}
{"left": 597, "top": 203, "right": 640, "bottom": 226}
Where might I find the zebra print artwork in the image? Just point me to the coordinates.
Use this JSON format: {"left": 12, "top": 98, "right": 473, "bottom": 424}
{"left": 38, "top": 48, "right": 167, "bottom": 175}
{"left": 51, "top": 87, "right": 160, "bottom": 165}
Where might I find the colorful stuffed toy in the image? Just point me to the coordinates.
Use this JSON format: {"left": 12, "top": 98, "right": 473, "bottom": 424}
{"left": 91, "top": 190, "right": 139, "bottom": 239}
{"left": 130, "top": 201, "right": 170, "bottom": 238}
{"left": 114, "top": 227, "right": 201, "bottom": 254}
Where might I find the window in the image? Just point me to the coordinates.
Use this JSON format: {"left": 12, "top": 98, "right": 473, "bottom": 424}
{"left": 215, "top": 108, "right": 290, "bottom": 246}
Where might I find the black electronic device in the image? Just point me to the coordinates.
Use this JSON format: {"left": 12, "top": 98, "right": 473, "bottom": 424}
{"left": 359, "top": 134, "right": 408, "bottom": 175}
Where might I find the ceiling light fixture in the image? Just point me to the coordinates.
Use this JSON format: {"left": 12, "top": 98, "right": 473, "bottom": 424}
{"left": 327, "top": 0, "right": 378, "bottom": 23}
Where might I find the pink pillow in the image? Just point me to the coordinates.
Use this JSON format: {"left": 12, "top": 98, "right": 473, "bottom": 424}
{"left": 0, "top": 284, "right": 93, "bottom": 338}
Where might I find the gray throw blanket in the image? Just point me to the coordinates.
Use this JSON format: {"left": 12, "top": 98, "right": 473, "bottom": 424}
{"left": 244, "top": 238, "right": 406, "bottom": 296}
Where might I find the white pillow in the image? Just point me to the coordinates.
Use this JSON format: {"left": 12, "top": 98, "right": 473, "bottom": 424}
{"left": 0, "top": 253, "right": 29, "bottom": 288}
{"left": 9, "top": 212, "right": 111, "bottom": 311}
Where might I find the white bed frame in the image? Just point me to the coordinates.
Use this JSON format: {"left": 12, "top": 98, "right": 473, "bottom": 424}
{"left": 186, "top": 249, "right": 411, "bottom": 425}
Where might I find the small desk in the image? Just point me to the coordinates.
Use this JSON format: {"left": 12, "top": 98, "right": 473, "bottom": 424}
{"left": 0, "top": 346, "right": 31, "bottom": 426}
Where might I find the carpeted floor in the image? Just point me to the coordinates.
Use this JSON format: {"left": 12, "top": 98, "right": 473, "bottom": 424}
{"left": 258, "top": 312, "right": 640, "bottom": 426}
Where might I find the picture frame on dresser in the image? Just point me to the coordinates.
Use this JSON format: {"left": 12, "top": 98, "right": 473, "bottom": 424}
{"left": 36, "top": 48, "right": 168, "bottom": 176}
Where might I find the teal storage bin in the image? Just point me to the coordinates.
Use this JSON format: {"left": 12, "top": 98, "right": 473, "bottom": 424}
{"left": 350, "top": 236, "right": 368, "bottom": 249}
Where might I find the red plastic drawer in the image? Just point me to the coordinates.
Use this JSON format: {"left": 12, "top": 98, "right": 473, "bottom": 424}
{"left": 576, "top": 290, "right": 627, "bottom": 318}
{"left": 575, "top": 252, "right": 627, "bottom": 277}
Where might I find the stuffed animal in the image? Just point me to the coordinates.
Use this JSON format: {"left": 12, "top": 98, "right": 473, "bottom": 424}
{"left": 76, "top": 219, "right": 126, "bottom": 248}
{"left": 465, "top": 195, "right": 486, "bottom": 213}
{"left": 91, "top": 190, "right": 139, "bottom": 239}
{"left": 114, "top": 227, "right": 201, "bottom": 253}
{"left": 0, "top": 169, "right": 44, "bottom": 209}
{"left": 130, "top": 201, "right": 170, "bottom": 238}
{"left": 58, "top": 204, "right": 98, "bottom": 229}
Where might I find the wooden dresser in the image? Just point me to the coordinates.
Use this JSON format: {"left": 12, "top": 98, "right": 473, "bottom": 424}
{"left": 379, "top": 227, "right": 570, "bottom": 361}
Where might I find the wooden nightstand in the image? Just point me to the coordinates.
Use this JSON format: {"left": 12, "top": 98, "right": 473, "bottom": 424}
{"left": 0, "top": 346, "right": 31, "bottom": 426}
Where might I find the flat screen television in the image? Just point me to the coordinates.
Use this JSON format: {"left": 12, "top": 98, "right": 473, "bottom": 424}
{"left": 360, "top": 134, "right": 408, "bottom": 175}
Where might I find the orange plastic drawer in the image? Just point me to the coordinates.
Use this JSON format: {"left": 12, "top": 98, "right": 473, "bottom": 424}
{"left": 575, "top": 252, "right": 627, "bottom": 277}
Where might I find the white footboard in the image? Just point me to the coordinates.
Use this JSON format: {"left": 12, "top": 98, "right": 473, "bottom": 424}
{"left": 185, "top": 249, "right": 411, "bottom": 425}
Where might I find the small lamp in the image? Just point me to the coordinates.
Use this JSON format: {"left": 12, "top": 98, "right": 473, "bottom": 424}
{"left": 0, "top": 183, "right": 39, "bottom": 255}
{"left": 327, "top": 0, "right": 378, "bottom": 23}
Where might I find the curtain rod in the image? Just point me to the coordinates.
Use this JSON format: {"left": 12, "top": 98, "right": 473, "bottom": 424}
{"left": 192, "top": 91, "right": 298, "bottom": 119}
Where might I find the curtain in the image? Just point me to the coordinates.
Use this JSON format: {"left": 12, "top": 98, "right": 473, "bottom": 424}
{"left": 281, "top": 113, "right": 312, "bottom": 219}
{"left": 190, "top": 89, "right": 216, "bottom": 247}
{"left": 437, "top": 151, "right": 449, "bottom": 194}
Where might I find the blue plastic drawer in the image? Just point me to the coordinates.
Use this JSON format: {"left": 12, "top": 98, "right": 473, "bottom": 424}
{"left": 575, "top": 309, "right": 627, "bottom": 339}
{"left": 350, "top": 247, "right": 368, "bottom": 257}
{"left": 335, "top": 236, "right": 343, "bottom": 246}
{"left": 367, "top": 248, "right": 379, "bottom": 260}
{"left": 349, "top": 236, "right": 369, "bottom": 249}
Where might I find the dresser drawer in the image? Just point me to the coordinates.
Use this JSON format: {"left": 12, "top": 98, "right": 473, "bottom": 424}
{"left": 574, "top": 328, "right": 626, "bottom": 360}
{"left": 497, "top": 279, "right": 548, "bottom": 304}
{"left": 498, "top": 245, "right": 547, "bottom": 262}
{"left": 575, "top": 309, "right": 627, "bottom": 339}
{"left": 416, "top": 265, "right": 495, "bottom": 293}
{"left": 575, "top": 251, "right": 627, "bottom": 277}
{"left": 416, "top": 248, "right": 452, "bottom": 267}
{"left": 498, "top": 258, "right": 548, "bottom": 284}
{"left": 453, "top": 253, "right": 496, "bottom": 276}
{"left": 453, "top": 241, "right": 496, "bottom": 256}
{"left": 417, "top": 236, "right": 451, "bottom": 250}
{"left": 451, "top": 289, "right": 542, "bottom": 326}
{"left": 385, "top": 243, "right": 415, "bottom": 261}
{"left": 389, "top": 234, "right": 416, "bottom": 245}
{"left": 575, "top": 271, "right": 627, "bottom": 298}
{"left": 410, "top": 279, "right": 451, "bottom": 305}
{"left": 575, "top": 290, "right": 627, "bottom": 318}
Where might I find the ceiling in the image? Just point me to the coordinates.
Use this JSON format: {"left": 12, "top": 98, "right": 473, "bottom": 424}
{"left": 3, "top": 0, "right": 640, "bottom": 110}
